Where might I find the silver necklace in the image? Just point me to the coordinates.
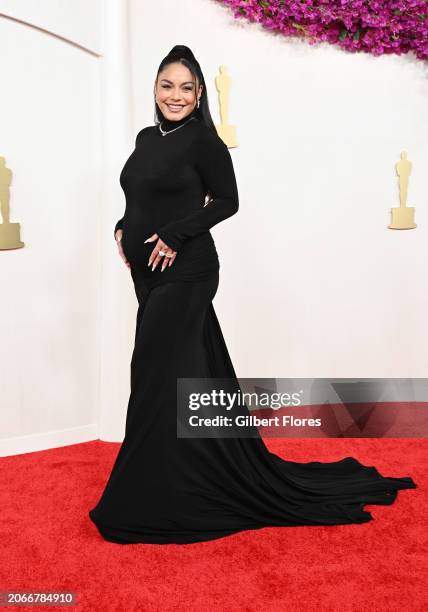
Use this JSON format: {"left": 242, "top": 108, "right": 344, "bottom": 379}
{"left": 158, "top": 116, "right": 196, "bottom": 136}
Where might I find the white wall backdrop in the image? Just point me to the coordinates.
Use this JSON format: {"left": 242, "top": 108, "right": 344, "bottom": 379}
{"left": 0, "top": 0, "right": 104, "bottom": 53}
{"left": 0, "top": 0, "right": 135, "bottom": 454}
{"left": 1, "top": 0, "right": 427, "bottom": 455}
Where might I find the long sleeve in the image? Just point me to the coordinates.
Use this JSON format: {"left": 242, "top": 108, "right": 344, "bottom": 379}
{"left": 156, "top": 130, "right": 239, "bottom": 251}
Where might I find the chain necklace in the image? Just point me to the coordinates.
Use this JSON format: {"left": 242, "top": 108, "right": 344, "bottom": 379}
{"left": 158, "top": 116, "right": 196, "bottom": 137}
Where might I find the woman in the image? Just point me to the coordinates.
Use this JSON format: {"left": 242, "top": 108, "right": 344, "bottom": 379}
{"left": 89, "top": 45, "right": 417, "bottom": 545}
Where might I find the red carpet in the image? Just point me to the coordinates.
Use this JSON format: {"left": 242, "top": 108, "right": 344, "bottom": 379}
{"left": 0, "top": 438, "right": 426, "bottom": 612}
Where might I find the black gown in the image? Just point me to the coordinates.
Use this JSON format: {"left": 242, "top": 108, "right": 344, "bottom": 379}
{"left": 89, "top": 111, "right": 417, "bottom": 544}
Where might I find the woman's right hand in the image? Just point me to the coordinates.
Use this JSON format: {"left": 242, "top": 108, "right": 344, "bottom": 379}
{"left": 115, "top": 229, "right": 131, "bottom": 269}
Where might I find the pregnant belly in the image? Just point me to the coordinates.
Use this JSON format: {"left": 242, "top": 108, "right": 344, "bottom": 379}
{"left": 122, "top": 228, "right": 219, "bottom": 280}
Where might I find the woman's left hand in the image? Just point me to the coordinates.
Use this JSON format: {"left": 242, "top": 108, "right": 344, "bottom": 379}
{"left": 144, "top": 233, "right": 177, "bottom": 272}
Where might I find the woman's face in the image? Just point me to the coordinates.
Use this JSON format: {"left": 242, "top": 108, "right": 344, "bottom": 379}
{"left": 155, "top": 62, "right": 202, "bottom": 121}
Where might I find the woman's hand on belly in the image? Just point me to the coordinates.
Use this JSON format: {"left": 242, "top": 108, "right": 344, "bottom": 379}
{"left": 144, "top": 233, "right": 177, "bottom": 272}
{"left": 115, "top": 228, "right": 131, "bottom": 269}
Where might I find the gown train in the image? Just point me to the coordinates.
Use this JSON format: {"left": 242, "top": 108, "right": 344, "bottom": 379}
{"left": 89, "top": 269, "right": 417, "bottom": 544}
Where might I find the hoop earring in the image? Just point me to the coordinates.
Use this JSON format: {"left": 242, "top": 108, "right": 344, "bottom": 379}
{"left": 197, "top": 98, "right": 200, "bottom": 109}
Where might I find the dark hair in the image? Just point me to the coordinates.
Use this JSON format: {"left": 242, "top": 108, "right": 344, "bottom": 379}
{"left": 154, "top": 45, "right": 217, "bottom": 135}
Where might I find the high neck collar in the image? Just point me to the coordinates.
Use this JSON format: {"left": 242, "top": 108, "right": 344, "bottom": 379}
{"left": 158, "top": 106, "right": 199, "bottom": 132}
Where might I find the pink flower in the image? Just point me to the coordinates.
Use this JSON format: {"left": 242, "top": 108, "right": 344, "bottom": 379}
{"left": 217, "top": 0, "right": 428, "bottom": 60}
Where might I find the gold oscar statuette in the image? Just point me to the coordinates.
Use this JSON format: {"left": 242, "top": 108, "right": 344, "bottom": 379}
{"left": 0, "top": 156, "right": 25, "bottom": 249}
{"left": 388, "top": 151, "right": 417, "bottom": 230}
{"left": 214, "top": 65, "right": 237, "bottom": 148}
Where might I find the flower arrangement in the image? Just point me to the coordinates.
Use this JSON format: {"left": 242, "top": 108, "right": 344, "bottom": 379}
{"left": 216, "top": 0, "right": 428, "bottom": 60}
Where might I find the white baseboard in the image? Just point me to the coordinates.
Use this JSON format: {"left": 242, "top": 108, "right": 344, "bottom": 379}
{"left": 0, "top": 423, "right": 100, "bottom": 457}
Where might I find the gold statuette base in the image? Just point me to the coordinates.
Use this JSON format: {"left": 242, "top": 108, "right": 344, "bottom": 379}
{"left": 388, "top": 206, "right": 417, "bottom": 230}
{"left": 0, "top": 222, "right": 25, "bottom": 249}
{"left": 215, "top": 124, "right": 238, "bottom": 148}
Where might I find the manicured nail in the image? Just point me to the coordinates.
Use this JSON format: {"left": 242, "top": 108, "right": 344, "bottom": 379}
{"left": 151, "top": 264, "right": 155, "bottom": 271}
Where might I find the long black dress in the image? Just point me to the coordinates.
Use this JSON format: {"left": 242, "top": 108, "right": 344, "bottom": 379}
{"left": 88, "top": 110, "right": 417, "bottom": 544}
